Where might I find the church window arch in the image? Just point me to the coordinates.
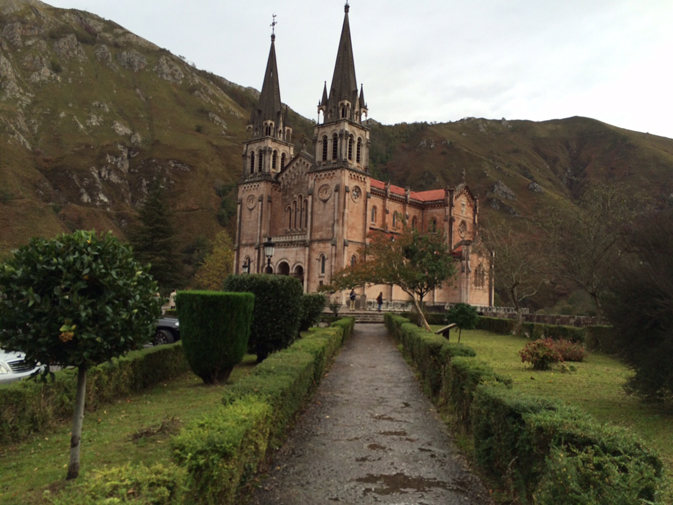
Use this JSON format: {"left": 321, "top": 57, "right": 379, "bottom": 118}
{"left": 351, "top": 255, "right": 357, "bottom": 267}
{"left": 474, "top": 264, "right": 486, "bottom": 288}
{"left": 332, "top": 133, "right": 338, "bottom": 160}
{"left": 272, "top": 150, "right": 277, "bottom": 171}
{"left": 304, "top": 199, "right": 309, "bottom": 228}
{"left": 293, "top": 200, "right": 298, "bottom": 229}
{"left": 287, "top": 206, "right": 292, "bottom": 229}
{"left": 371, "top": 206, "right": 377, "bottom": 224}
{"left": 430, "top": 218, "right": 437, "bottom": 232}
{"left": 258, "top": 150, "right": 263, "bottom": 172}
{"left": 322, "top": 136, "right": 328, "bottom": 162}
{"left": 411, "top": 216, "right": 418, "bottom": 229}
{"left": 250, "top": 152, "right": 255, "bottom": 174}
{"left": 298, "top": 195, "right": 303, "bottom": 229}
{"left": 319, "top": 254, "right": 327, "bottom": 275}
{"left": 281, "top": 152, "right": 286, "bottom": 170}
{"left": 356, "top": 138, "right": 362, "bottom": 163}
{"left": 348, "top": 135, "right": 353, "bottom": 160}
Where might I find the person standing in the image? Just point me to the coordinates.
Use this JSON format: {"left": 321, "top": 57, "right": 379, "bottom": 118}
{"left": 376, "top": 292, "right": 383, "bottom": 312}
{"left": 349, "top": 289, "right": 356, "bottom": 311}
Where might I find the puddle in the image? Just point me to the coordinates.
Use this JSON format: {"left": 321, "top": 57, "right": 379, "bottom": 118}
{"left": 355, "top": 472, "right": 466, "bottom": 496}
{"left": 379, "top": 430, "right": 407, "bottom": 437}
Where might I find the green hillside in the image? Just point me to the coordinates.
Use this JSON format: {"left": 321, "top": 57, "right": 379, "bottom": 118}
{"left": 1, "top": 0, "right": 672, "bottom": 282}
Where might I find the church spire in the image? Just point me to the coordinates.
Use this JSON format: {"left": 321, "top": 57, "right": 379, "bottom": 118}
{"left": 321, "top": 3, "right": 360, "bottom": 122}
{"left": 249, "top": 18, "right": 286, "bottom": 138}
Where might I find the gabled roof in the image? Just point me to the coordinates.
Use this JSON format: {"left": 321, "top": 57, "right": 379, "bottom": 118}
{"left": 370, "top": 179, "right": 446, "bottom": 203}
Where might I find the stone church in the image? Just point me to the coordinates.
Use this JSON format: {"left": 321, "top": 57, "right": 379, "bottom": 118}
{"left": 234, "top": 5, "right": 494, "bottom": 309}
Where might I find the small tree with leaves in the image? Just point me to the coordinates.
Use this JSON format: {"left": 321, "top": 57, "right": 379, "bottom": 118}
{"left": 447, "top": 303, "right": 478, "bottom": 342}
{"left": 0, "top": 231, "right": 161, "bottom": 479}
{"left": 333, "top": 226, "right": 456, "bottom": 332}
{"left": 194, "top": 230, "right": 234, "bottom": 290}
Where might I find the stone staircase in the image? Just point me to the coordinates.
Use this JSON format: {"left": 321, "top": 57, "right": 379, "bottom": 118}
{"left": 339, "top": 310, "right": 386, "bottom": 324}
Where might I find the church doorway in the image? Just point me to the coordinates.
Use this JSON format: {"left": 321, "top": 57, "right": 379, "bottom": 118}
{"left": 293, "top": 265, "right": 304, "bottom": 286}
{"left": 278, "top": 261, "right": 290, "bottom": 276}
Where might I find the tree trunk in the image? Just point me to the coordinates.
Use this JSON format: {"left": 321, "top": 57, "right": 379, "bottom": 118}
{"left": 67, "top": 366, "right": 87, "bottom": 480}
{"left": 409, "top": 291, "right": 432, "bottom": 332}
{"left": 591, "top": 291, "right": 603, "bottom": 323}
{"left": 510, "top": 286, "right": 523, "bottom": 335}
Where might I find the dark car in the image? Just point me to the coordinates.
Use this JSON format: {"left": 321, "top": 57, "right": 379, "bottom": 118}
{"left": 154, "top": 317, "right": 180, "bottom": 345}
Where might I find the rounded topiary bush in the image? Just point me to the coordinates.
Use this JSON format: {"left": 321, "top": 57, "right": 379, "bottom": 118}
{"left": 222, "top": 275, "right": 303, "bottom": 362}
{"left": 176, "top": 291, "right": 254, "bottom": 384}
{"left": 300, "top": 293, "right": 327, "bottom": 331}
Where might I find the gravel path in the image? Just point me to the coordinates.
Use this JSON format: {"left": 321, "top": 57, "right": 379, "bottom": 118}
{"left": 248, "top": 323, "right": 493, "bottom": 505}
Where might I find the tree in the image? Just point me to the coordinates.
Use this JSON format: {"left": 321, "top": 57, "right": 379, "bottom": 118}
{"left": 483, "top": 220, "right": 549, "bottom": 332}
{"left": 447, "top": 303, "right": 478, "bottom": 342}
{"left": 0, "top": 231, "right": 161, "bottom": 479}
{"left": 193, "top": 231, "right": 234, "bottom": 290}
{"left": 546, "top": 185, "right": 648, "bottom": 320}
{"left": 128, "top": 185, "right": 184, "bottom": 291}
{"left": 332, "top": 226, "right": 456, "bottom": 332}
{"left": 604, "top": 209, "right": 673, "bottom": 400}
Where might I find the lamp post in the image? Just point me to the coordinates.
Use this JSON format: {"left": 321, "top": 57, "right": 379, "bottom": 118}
{"left": 263, "top": 237, "right": 275, "bottom": 274}
{"left": 242, "top": 257, "right": 251, "bottom": 275}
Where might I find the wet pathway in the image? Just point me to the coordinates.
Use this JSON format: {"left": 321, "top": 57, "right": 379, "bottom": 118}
{"left": 249, "top": 323, "right": 492, "bottom": 505}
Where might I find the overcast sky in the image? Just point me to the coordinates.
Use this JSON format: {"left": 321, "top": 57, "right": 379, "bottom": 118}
{"left": 45, "top": 0, "right": 673, "bottom": 139}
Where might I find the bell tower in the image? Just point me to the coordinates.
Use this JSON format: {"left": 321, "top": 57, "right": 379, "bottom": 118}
{"left": 314, "top": 3, "right": 370, "bottom": 172}
{"left": 242, "top": 21, "right": 294, "bottom": 180}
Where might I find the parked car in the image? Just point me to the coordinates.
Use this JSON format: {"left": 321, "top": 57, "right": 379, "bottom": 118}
{"left": 0, "top": 348, "right": 42, "bottom": 384}
{"left": 154, "top": 317, "right": 180, "bottom": 346}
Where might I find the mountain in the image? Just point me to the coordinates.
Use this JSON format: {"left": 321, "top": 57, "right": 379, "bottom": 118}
{"left": 1, "top": 0, "right": 672, "bottom": 271}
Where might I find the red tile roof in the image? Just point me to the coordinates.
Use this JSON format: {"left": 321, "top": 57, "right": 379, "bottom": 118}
{"left": 370, "top": 179, "right": 445, "bottom": 202}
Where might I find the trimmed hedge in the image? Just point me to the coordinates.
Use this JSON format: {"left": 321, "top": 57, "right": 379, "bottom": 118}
{"left": 402, "top": 311, "right": 446, "bottom": 326}
{"left": 472, "top": 385, "right": 662, "bottom": 503}
{"left": 585, "top": 325, "right": 617, "bottom": 353}
{"left": 385, "top": 313, "right": 665, "bottom": 504}
{"left": 170, "top": 317, "right": 354, "bottom": 504}
{"left": 300, "top": 293, "right": 327, "bottom": 331}
{"left": 0, "top": 343, "right": 188, "bottom": 443}
{"left": 477, "top": 316, "right": 586, "bottom": 343}
{"left": 222, "top": 274, "right": 303, "bottom": 361}
{"left": 476, "top": 316, "right": 517, "bottom": 335}
{"left": 176, "top": 291, "right": 254, "bottom": 384}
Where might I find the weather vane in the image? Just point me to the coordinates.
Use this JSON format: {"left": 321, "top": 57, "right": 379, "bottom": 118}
{"left": 271, "top": 14, "right": 277, "bottom": 36}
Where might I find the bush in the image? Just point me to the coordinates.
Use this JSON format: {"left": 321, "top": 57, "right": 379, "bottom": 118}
{"left": 446, "top": 303, "right": 479, "bottom": 341}
{"left": 300, "top": 293, "right": 327, "bottom": 331}
{"left": 0, "top": 344, "right": 188, "bottom": 444}
{"left": 176, "top": 291, "right": 254, "bottom": 384}
{"left": 548, "top": 338, "right": 587, "bottom": 362}
{"left": 171, "top": 399, "right": 271, "bottom": 505}
{"left": 476, "top": 316, "right": 517, "bottom": 334}
{"left": 519, "top": 339, "right": 563, "bottom": 370}
{"left": 47, "top": 463, "right": 186, "bottom": 504}
{"left": 584, "top": 325, "right": 616, "bottom": 353}
{"left": 222, "top": 275, "right": 303, "bottom": 361}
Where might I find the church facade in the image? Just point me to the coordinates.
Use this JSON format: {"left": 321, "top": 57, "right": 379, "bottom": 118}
{"left": 233, "top": 5, "right": 494, "bottom": 309}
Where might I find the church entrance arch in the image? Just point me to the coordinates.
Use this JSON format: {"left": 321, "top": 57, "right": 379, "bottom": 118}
{"left": 278, "top": 261, "right": 290, "bottom": 276}
{"left": 293, "top": 265, "right": 305, "bottom": 286}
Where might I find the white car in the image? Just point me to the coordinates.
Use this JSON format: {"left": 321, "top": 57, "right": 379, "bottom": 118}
{"left": 0, "top": 349, "right": 42, "bottom": 384}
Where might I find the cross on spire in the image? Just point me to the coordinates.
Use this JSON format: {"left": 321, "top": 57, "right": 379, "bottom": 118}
{"left": 270, "top": 14, "right": 277, "bottom": 40}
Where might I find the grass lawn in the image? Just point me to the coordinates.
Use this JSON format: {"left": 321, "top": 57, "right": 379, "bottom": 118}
{"left": 0, "top": 355, "right": 257, "bottom": 505}
{"left": 437, "top": 327, "right": 673, "bottom": 497}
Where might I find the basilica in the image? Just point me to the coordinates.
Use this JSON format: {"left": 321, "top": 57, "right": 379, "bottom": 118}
{"left": 233, "top": 5, "right": 494, "bottom": 308}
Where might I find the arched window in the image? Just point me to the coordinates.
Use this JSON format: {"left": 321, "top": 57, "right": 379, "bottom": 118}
{"left": 351, "top": 255, "right": 357, "bottom": 267}
{"left": 304, "top": 199, "right": 308, "bottom": 228}
{"left": 298, "top": 195, "right": 303, "bottom": 229}
{"left": 411, "top": 216, "right": 418, "bottom": 229}
{"left": 320, "top": 254, "right": 326, "bottom": 275}
{"left": 371, "top": 206, "right": 377, "bottom": 224}
{"left": 474, "top": 265, "right": 486, "bottom": 288}
{"left": 430, "top": 218, "right": 437, "bottom": 232}
{"left": 293, "top": 201, "right": 298, "bottom": 229}
{"left": 356, "top": 138, "right": 362, "bottom": 163}
{"left": 348, "top": 136, "right": 353, "bottom": 160}
{"left": 287, "top": 206, "right": 292, "bottom": 229}
{"left": 322, "top": 136, "right": 328, "bottom": 162}
{"left": 272, "top": 151, "right": 277, "bottom": 171}
{"left": 332, "top": 133, "right": 338, "bottom": 160}
{"left": 341, "top": 105, "right": 346, "bottom": 118}
{"left": 281, "top": 152, "right": 286, "bottom": 170}
{"left": 250, "top": 152, "right": 255, "bottom": 174}
{"left": 258, "top": 150, "right": 263, "bottom": 172}
{"left": 392, "top": 212, "right": 397, "bottom": 228}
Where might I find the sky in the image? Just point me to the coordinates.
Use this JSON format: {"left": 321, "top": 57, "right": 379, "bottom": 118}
{"left": 45, "top": 0, "right": 673, "bottom": 139}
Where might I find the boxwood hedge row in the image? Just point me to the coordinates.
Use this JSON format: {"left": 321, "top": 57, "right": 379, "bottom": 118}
{"left": 0, "top": 343, "right": 189, "bottom": 443}
{"left": 384, "top": 313, "right": 664, "bottom": 504}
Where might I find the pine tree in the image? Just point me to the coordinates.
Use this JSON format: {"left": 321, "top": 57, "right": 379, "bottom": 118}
{"left": 128, "top": 185, "right": 184, "bottom": 290}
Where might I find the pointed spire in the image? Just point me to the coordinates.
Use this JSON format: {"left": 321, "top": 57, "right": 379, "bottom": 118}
{"left": 249, "top": 22, "right": 285, "bottom": 137}
{"left": 327, "top": 3, "right": 358, "bottom": 115}
{"left": 358, "top": 83, "right": 366, "bottom": 109}
{"left": 320, "top": 81, "right": 328, "bottom": 106}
